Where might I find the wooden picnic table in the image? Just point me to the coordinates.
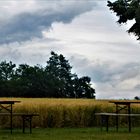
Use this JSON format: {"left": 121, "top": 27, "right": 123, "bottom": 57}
{"left": 0, "top": 100, "right": 39, "bottom": 134}
{"left": 109, "top": 100, "right": 140, "bottom": 132}
{"left": 0, "top": 100, "right": 21, "bottom": 133}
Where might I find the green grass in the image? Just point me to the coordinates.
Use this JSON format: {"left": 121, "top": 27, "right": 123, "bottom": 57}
{"left": 0, "top": 127, "right": 140, "bottom": 140}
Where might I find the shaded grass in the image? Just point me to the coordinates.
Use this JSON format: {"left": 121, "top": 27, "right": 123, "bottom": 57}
{"left": 0, "top": 128, "right": 140, "bottom": 140}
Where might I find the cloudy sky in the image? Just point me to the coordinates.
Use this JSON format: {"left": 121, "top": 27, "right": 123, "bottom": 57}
{"left": 0, "top": 0, "right": 140, "bottom": 99}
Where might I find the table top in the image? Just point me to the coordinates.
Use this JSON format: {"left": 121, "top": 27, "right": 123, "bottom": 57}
{"left": 109, "top": 100, "right": 140, "bottom": 105}
{"left": 0, "top": 101, "right": 21, "bottom": 104}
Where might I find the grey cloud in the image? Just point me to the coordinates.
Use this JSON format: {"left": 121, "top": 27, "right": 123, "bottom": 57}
{"left": 70, "top": 55, "right": 116, "bottom": 83}
{"left": 0, "top": 1, "right": 96, "bottom": 44}
{"left": 134, "top": 84, "right": 140, "bottom": 90}
{"left": 0, "top": 46, "right": 21, "bottom": 63}
{"left": 91, "top": 62, "right": 140, "bottom": 85}
{"left": 70, "top": 55, "right": 140, "bottom": 95}
{"left": 86, "top": 61, "right": 140, "bottom": 99}
{"left": 117, "top": 63, "right": 140, "bottom": 81}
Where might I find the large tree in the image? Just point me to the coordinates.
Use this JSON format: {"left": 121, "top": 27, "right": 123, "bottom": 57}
{"left": 45, "top": 51, "right": 95, "bottom": 98}
{"left": 107, "top": 0, "right": 140, "bottom": 40}
{"left": 45, "top": 51, "right": 73, "bottom": 97}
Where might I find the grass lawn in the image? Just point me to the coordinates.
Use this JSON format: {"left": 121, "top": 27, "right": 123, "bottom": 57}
{"left": 0, "top": 127, "right": 140, "bottom": 140}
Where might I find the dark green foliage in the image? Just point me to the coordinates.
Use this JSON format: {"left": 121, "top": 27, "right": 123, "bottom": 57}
{"left": 45, "top": 51, "right": 73, "bottom": 98}
{"left": 0, "top": 61, "right": 16, "bottom": 96}
{"left": 0, "top": 61, "right": 16, "bottom": 81}
{"left": 107, "top": 0, "right": 140, "bottom": 40}
{"left": 134, "top": 96, "right": 140, "bottom": 100}
{"left": 0, "top": 52, "right": 95, "bottom": 98}
{"left": 73, "top": 76, "right": 95, "bottom": 98}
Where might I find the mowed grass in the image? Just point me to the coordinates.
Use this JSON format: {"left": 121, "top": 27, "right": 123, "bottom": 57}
{"left": 0, "top": 128, "right": 140, "bottom": 140}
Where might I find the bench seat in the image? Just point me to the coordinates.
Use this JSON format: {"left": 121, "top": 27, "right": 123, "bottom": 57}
{"left": 0, "top": 113, "right": 39, "bottom": 133}
{"left": 95, "top": 112, "right": 140, "bottom": 132}
{"left": 95, "top": 113, "right": 140, "bottom": 116}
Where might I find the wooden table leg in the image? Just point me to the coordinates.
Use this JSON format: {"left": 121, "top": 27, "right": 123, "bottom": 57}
{"left": 116, "top": 104, "right": 119, "bottom": 132}
{"left": 128, "top": 104, "right": 131, "bottom": 132}
{"left": 106, "top": 115, "right": 109, "bottom": 132}
{"left": 10, "top": 104, "right": 13, "bottom": 134}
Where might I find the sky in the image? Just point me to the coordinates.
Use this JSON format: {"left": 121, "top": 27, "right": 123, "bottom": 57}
{"left": 0, "top": 0, "right": 140, "bottom": 99}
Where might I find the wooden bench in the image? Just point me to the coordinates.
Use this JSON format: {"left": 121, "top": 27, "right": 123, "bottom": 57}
{"left": 0, "top": 113, "right": 39, "bottom": 133}
{"left": 95, "top": 113, "right": 140, "bottom": 132}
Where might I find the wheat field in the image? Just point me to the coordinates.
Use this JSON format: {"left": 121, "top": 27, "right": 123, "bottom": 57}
{"left": 0, "top": 98, "right": 140, "bottom": 128}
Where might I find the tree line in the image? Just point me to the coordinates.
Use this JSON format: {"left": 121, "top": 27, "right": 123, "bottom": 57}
{"left": 0, "top": 51, "right": 95, "bottom": 98}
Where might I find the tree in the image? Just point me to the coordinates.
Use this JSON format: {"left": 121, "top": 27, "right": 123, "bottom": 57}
{"left": 15, "top": 64, "right": 47, "bottom": 97}
{"left": 0, "top": 61, "right": 16, "bottom": 96}
{"left": 0, "top": 61, "right": 16, "bottom": 81}
{"left": 107, "top": 0, "right": 140, "bottom": 40}
{"left": 134, "top": 96, "right": 140, "bottom": 100}
{"left": 45, "top": 51, "right": 95, "bottom": 98}
{"left": 73, "top": 76, "right": 95, "bottom": 98}
{"left": 45, "top": 51, "right": 74, "bottom": 97}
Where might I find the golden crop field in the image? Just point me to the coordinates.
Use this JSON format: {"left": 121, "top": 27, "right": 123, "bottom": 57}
{"left": 0, "top": 98, "right": 140, "bottom": 128}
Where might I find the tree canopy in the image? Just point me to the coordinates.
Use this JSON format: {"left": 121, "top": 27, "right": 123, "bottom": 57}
{"left": 107, "top": 0, "right": 140, "bottom": 40}
{"left": 0, "top": 52, "right": 95, "bottom": 98}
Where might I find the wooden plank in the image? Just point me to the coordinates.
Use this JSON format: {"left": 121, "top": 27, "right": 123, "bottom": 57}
{"left": 0, "top": 113, "right": 39, "bottom": 116}
{"left": 95, "top": 113, "right": 140, "bottom": 116}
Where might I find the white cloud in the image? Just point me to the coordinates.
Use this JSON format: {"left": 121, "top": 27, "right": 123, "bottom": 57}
{"left": 0, "top": 1, "right": 139, "bottom": 99}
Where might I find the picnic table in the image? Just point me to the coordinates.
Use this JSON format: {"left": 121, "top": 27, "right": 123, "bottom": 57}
{"left": 0, "top": 100, "right": 39, "bottom": 133}
{"left": 109, "top": 100, "right": 140, "bottom": 132}
{"left": 95, "top": 100, "right": 140, "bottom": 132}
{"left": 0, "top": 100, "right": 20, "bottom": 133}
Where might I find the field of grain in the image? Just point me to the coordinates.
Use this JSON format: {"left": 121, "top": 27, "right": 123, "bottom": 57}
{"left": 0, "top": 98, "right": 140, "bottom": 128}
